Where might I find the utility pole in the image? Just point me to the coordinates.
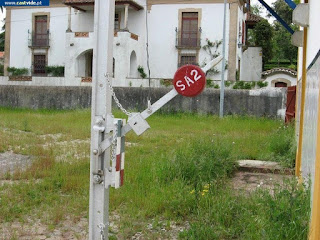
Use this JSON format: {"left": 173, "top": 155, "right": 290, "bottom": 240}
{"left": 219, "top": 0, "right": 227, "bottom": 118}
{"left": 89, "top": 0, "right": 115, "bottom": 239}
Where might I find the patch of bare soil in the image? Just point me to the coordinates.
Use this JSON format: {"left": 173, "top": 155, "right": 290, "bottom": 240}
{"left": 0, "top": 217, "right": 88, "bottom": 240}
{"left": 0, "top": 214, "right": 189, "bottom": 240}
{"left": 232, "top": 171, "right": 293, "bottom": 194}
{"left": 0, "top": 151, "right": 32, "bottom": 177}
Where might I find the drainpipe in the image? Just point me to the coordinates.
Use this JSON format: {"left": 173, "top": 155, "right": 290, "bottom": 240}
{"left": 66, "top": 6, "right": 72, "bottom": 32}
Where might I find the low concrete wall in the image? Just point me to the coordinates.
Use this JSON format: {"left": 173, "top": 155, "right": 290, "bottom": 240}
{"left": 0, "top": 86, "right": 286, "bottom": 118}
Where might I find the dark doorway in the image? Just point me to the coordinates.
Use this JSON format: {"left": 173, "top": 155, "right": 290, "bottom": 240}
{"left": 275, "top": 82, "right": 287, "bottom": 87}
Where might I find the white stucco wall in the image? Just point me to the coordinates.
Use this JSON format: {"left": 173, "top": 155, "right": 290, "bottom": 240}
{"left": 263, "top": 73, "right": 297, "bottom": 88}
{"left": 240, "top": 47, "right": 262, "bottom": 81}
{"left": 148, "top": 3, "right": 230, "bottom": 80}
{"left": 10, "top": 7, "right": 68, "bottom": 71}
{"left": 114, "top": 31, "right": 142, "bottom": 86}
{"left": 71, "top": 9, "right": 94, "bottom": 32}
{"left": 65, "top": 31, "right": 94, "bottom": 85}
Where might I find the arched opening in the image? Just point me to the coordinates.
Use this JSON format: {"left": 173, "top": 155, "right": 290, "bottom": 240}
{"left": 275, "top": 82, "right": 287, "bottom": 88}
{"left": 129, "top": 51, "right": 137, "bottom": 77}
{"left": 76, "top": 49, "right": 93, "bottom": 77}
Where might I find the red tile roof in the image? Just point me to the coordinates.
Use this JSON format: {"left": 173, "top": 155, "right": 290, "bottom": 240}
{"left": 246, "top": 12, "right": 262, "bottom": 24}
{"left": 0, "top": 52, "right": 4, "bottom": 58}
{"left": 261, "top": 68, "right": 297, "bottom": 78}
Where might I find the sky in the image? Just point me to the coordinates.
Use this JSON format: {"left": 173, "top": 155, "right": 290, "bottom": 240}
{"left": 251, "top": 0, "right": 277, "bottom": 21}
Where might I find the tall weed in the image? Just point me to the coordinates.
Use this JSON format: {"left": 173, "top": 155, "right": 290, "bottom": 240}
{"left": 269, "top": 123, "right": 296, "bottom": 167}
{"left": 159, "top": 138, "right": 236, "bottom": 194}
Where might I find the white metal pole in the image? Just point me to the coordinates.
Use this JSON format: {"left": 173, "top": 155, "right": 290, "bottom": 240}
{"left": 89, "top": 0, "right": 115, "bottom": 239}
{"left": 219, "top": 0, "right": 227, "bottom": 118}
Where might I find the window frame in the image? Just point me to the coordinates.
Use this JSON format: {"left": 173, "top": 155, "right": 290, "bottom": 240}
{"left": 178, "top": 8, "right": 202, "bottom": 48}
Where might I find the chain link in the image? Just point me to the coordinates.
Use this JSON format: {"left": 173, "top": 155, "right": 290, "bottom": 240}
{"left": 98, "top": 223, "right": 106, "bottom": 240}
{"left": 105, "top": 73, "right": 132, "bottom": 117}
{"left": 110, "top": 125, "right": 118, "bottom": 166}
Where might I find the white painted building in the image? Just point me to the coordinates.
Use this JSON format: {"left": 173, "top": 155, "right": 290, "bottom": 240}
{"left": 4, "top": 0, "right": 250, "bottom": 86}
{"left": 261, "top": 68, "right": 297, "bottom": 88}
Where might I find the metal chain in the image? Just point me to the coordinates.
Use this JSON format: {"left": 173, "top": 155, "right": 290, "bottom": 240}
{"left": 105, "top": 73, "right": 132, "bottom": 117}
{"left": 110, "top": 126, "right": 118, "bottom": 166}
{"left": 98, "top": 223, "right": 106, "bottom": 240}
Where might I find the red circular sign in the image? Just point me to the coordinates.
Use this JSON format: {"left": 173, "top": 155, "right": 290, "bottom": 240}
{"left": 173, "top": 65, "right": 206, "bottom": 97}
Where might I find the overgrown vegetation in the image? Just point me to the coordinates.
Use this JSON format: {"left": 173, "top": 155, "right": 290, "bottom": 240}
{"left": 202, "top": 39, "right": 222, "bottom": 76}
{"left": 206, "top": 80, "right": 268, "bottom": 89}
{"left": 0, "top": 64, "right": 4, "bottom": 76}
{"left": 233, "top": 81, "right": 255, "bottom": 90}
{"left": 0, "top": 109, "right": 309, "bottom": 239}
{"left": 45, "top": 65, "right": 65, "bottom": 77}
{"left": 269, "top": 123, "right": 296, "bottom": 168}
{"left": 257, "top": 80, "right": 268, "bottom": 88}
{"left": 137, "top": 65, "right": 147, "bottom": 79}
{"left": 7, "top": 67, "right": 29, "bottom": 76}
{"left": 160, "top": 79, "right": 172, "bottom": 87}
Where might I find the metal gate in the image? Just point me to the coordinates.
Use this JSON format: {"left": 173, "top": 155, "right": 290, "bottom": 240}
{"left": 285, "top": 85, "right": 296, "bottom": 123}
{"left": 33, "top": 55, "right": 46, "bottom": 74}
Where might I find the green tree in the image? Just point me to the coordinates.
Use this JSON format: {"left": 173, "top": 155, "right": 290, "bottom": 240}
{"left": 252, "top": 19, "right": 273, "bottom": 67}
{"left": 268, "top": 0, "right": 293, "bottom": 23}
{"left": 251, "top": 3, "right": 263, "bottom": 16}
{"left": 272, "top": 23, "right": 297, "bottom": 64}
{"left": 269, "top": 0, "right": 298, "bottom": 65}
{"left": 0, "top": 19, "right": 5, "bottom": 52}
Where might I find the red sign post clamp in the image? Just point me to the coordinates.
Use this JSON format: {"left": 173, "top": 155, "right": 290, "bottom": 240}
{"left": 173, "top": 65, "right": 206, "bottom": 97}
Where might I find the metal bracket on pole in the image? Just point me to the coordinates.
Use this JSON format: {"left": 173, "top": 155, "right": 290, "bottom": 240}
{"left": 284, "top": 0, "right": 296, "bottom": 10}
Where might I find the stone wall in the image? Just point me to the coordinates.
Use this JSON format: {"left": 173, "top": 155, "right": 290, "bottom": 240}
{"left": 0, "top": 86, "right": 286, "bottom": 118}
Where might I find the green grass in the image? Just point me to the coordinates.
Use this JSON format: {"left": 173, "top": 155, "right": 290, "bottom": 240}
{"left": 0, "top": 108, "right": 309, "bottom": 239}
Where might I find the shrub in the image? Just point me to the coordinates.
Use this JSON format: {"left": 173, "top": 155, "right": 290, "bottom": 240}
{"left": 45, "top": 66, "right": 64, "bottom": 77}
{"left": 7, "top": 67, "right": 29, "bottom": 76}
{"left": 0, "top": 64, "right": 4, "bottom": 76}
{"left": 257, "top": 81, "right": 268, "bottom": 88}
{"left": 206, "top": 79, "right": 214, "bottom": 88}
{"left": 159, "top": 138, "right": 236, "bottom": 192}
{"left": 288, "top": 64, "right": 297, "bottom": 70}
{"left": 160, "top": 79, "right": 172, "bottom": 87}
{"left": 269, "top": 123, "right": 296, "bottom": 167}
{"left": 233, "top": 81, "right": 252, "bottom": 89}
{"left": 137, "top": 65, "right": 147, "bottom": 78}
{"left": 225, "top": 80, "right": 232, "bottom": 87}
